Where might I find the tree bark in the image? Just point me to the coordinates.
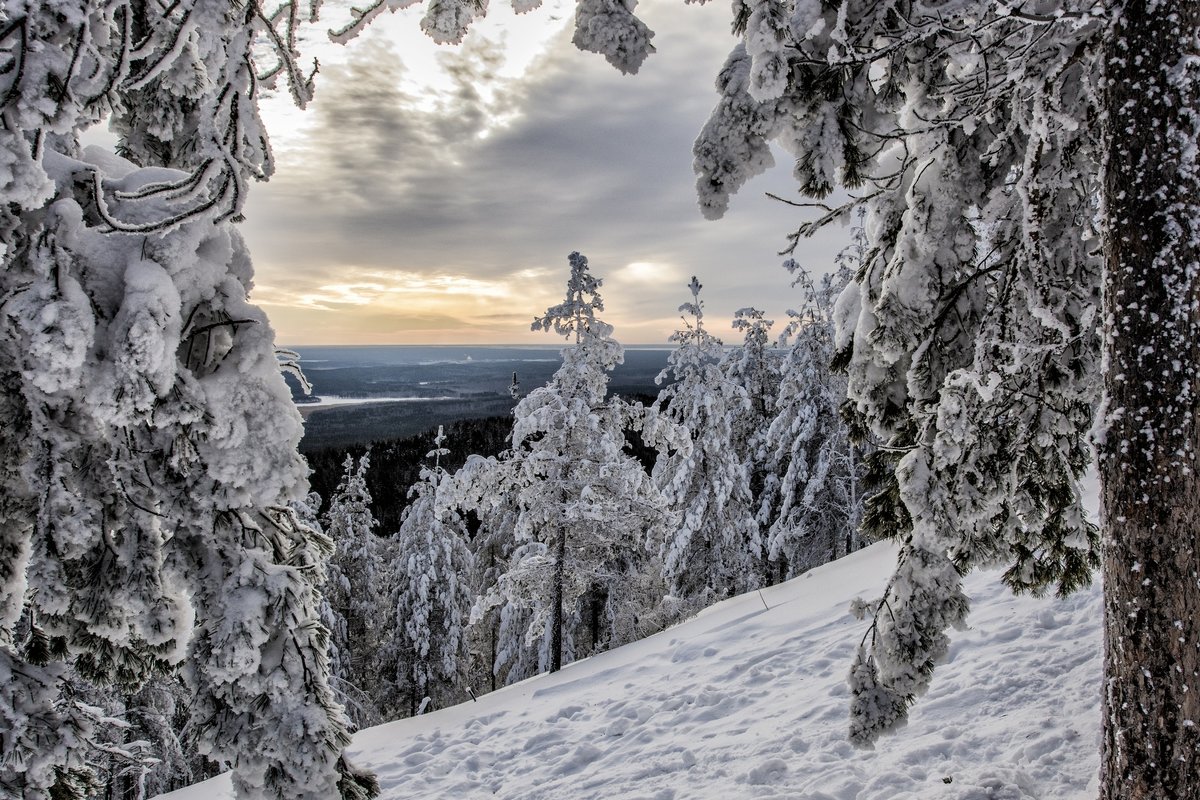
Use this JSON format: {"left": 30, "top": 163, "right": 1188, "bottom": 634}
{"left": 1101, "top": 3, "right": 1200, "bottom": 798}
{"left": 550, "top": 526, "right": 566, "bottom": 673}
{"left": 489, "top": 544, "right": 499, "bottom": 692}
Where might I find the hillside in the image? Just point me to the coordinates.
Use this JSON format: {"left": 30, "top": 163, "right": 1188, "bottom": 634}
{"left": 157, "top": 542, "right": 1102, "bottom": 800}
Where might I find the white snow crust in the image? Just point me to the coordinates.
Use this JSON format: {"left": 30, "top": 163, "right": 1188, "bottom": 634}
{"left": 156, "top": 540, "right": 1100, "bottom": 800}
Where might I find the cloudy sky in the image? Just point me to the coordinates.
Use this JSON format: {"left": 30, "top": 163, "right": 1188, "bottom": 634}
{"left": 245, "top": 0, "right": 853, "bottom": 345}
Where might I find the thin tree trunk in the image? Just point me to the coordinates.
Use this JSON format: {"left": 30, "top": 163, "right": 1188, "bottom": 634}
{"left": 589, "top": 585, "right": 603, "bottom": 653}
{"left": 550, "top": 526, "right": 566, "bottom": 673}
{"left": 846, "top": 441, "right": 857, "bottom": 557}
{"left": 489, "top": 542, "right": 498, "bottom": 692}
{"left": 1101, "top": 3, "right": 1200, "bottom": 798}
{"left": 489, "top": 615, "right": 498, "bottom": 694}
{"left": 409, "top": 661, "right": 417, "bottom": 719}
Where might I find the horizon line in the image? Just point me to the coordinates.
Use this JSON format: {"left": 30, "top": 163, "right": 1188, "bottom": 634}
{"left": 279, "top": 342, "right": 676, "bottom": 348}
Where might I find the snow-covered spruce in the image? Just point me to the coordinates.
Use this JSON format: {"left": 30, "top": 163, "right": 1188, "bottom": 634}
{"left": 379, "top": 427, "right": 474, "bottom": 718}
{"left": 73, "top": 672, "right": 218, "bottom": 798}
{"left": 693, "top": 0, "right": 1106, "bottom": 750}
{"left": 571, "top": 0, "right": 656, "bottom": 75}
{"left": 0, "top": 4, "right": 367, "bottom": 798}
{"left": 1, "top": 145, "right": 367, "bottom": 800}
{"left": 721, "top": 306, "right": 779, "bottom": 582}
{"left": 761, "top": 254, "right": 864, "bottom": 582}
{"left": 742, "top": 0, "right": 792, "bottom": 102}
{"left": 653, "top": 278, "right": 760, "bottom": 604}
{"left": 451, "top": 454, "right": 535, "bottom": 689}
{"left": 323, "top": 454, "right": 386, "bottom": 729}
{"left": 461, "top": 253, "right": 684, "bottom": 676}
{"left": 681, "top": 3, "right": 1200, "bottom": 796}
{"left": 692, "top": 44, "right": 777, "bottom": 221}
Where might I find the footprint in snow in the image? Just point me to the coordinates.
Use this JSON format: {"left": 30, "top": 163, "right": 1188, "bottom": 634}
{"left": 787, "top": 735, "right": 810, "bottom": 754}
{"left": 547, "top": 704, "right": 587, "bottom": 723}
{"left": 555, "top": 743, "right": 604, "bottom": 776}
{"left": 606, "top": 717, "right": 633, "bottom": 736}
{"left": 745, "top": 758, "right": 789, "bottom": 785}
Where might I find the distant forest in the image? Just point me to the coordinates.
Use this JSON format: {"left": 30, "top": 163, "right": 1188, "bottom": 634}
{"left": 299, "top": 395, "right": 519, "bottom": 450}
{"left": 304, "top": 415, "right": 513, "bottom": 533}
{"left": 302, "top": 393, "right": 658, "bottom": 533}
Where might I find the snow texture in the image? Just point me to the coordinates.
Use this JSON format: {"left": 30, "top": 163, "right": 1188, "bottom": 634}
{"left": 156, "top": 541, "right": 1103, "bottom": 800}
{"left": 693, "top": 44, "right": 777, "bottom": 220}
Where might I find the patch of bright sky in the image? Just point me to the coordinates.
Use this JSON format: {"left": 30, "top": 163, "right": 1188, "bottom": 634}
{"left": 617, "top": 261, "right": 685, "bottom": 286}
{"left": 245, "top": 1, "right": 854, "bottom": 346}
{"left": 252, "top": 265, "right": 565, "bottom": 343}
{"left": 256, "top": 269, "right": 527, "bottom": 310}
{"left": 254, "top": 258, "right": 687, "bottom": 343}
{"left": 262, "top": 0, "right": 573, "bottom": 151}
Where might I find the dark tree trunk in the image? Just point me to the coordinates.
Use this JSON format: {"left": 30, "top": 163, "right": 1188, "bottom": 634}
{"left": 489, "top": 624, "right": 497, "bottom": 693}
{"left": 1101, "top": 3, "right": 1200, "bottom": 799}
{"left": 550, "top": 526, "right": 566, "bottom": 673}
{"left": 588, "top": 584, "right": 608, "bottom": 653}
{"left": 409, "top": 660, "right": 418, "bottom": 719}
{"left": 488, "top": 541, "right": 498, "bottom": 692}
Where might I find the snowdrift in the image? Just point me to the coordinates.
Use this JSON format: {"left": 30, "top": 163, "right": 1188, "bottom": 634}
{"left": 158, "top": 542, "right": 1101, "bottom": 799}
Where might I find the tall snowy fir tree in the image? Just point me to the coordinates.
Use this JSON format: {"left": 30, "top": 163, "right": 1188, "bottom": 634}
{"left": 467, "top": 253, "right": 683, "bottom": 674}
{"left": 452, "top": 454, "right": 536, "bottom": 689}
{"left": 0, "top": 3, "right": 371, "bottom": 798}
{"left": 653, "top": 278, "right": 760, "bottom": 603}
{"left": 296, "top": 491, "right": 349, "bottom": 695}
{"left": 762, "top": 241, "right": 865, "bottom": 582}
{"left": 323, "top": 456, "right": 382, "bottom": 692}
{"left": 721, "top": 307, "right": 781, "bottom": 571}
{"left": 380, "top": 426, "right": 473, "bottom": 718}
{"left": 675, "top": 0, "right": 1198, "bottom": 797}
{"left": 322, "top": 455, "right": 387, "bottom": 728}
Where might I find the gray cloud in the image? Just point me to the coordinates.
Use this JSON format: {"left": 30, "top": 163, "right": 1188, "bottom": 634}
{"left": 243, "top": 2, "right": 853, "bottom": 343}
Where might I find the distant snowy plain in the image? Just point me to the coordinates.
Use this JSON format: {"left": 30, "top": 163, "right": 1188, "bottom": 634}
{"left": 157, "top": 540, "right": 1102, "bottom": 800}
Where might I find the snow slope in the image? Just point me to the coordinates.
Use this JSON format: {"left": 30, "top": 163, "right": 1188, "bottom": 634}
{"left": 158, "top": 542, "right": 1101, "bottom": 799}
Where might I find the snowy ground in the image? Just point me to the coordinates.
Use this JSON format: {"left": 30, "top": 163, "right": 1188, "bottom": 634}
{"left": 158, "top": 541, "right": 1101, "bottom": 800}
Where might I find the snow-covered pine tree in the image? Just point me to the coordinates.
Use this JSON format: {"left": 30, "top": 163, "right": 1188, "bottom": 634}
{"left": 82, "top": 673, "right": 215, "bottom": 800}
{"left": 0, "top": 4, "right": 368, "bottom": 798}
{"left": 762, "top": 253, "right": 863, "bottom": 582}
{"left": 127, "top": 676, "right": 218, "bottom": 799}
{"left": 676, "top": 2, "right": 1200, "bottom": 797}
{"left": 452, "top": 454, "right": 536, "bottom": 690}
{"left": 445, "top": 386, "right": 542, "bottom": 692}
{"left": 653, "top": 278, "right": 760, "bottom": 603}
{"left": 380, "top": 426, "right": 473, "bottom": 718}
{"left": 297, "top": 489, "right": 379, "bottom": 731}
{"left": 720, "top": 307, "right": 779, "bottom": 579}
{"left": 695, "top": 0, "right": 1103, "bottom": 751}
{"left": 296, "top": 491, "right": 348, "bottom": 690}
{"left": 467, "top": 253, "right": 682, "bottom": 674}
{"left": 323, "top": 454, "right": 384, "bottom": 713}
